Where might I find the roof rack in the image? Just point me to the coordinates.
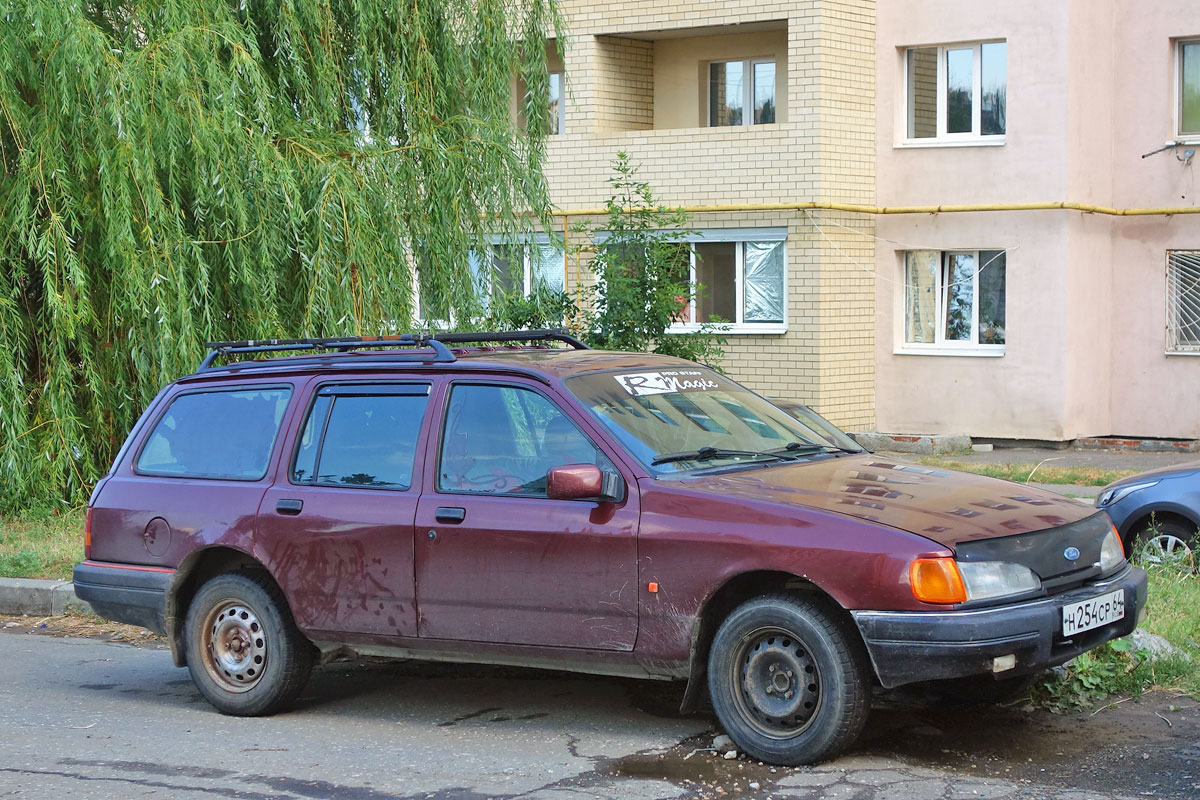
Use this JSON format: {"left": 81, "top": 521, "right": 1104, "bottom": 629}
{"left": 198, "top": 335, "right": 455, "bottom": 371}
{"left": 428, "top": 329, "right": 589, "bottom": 350}
{"left": 198, "top": 329, "right": 587, "bottom": 371}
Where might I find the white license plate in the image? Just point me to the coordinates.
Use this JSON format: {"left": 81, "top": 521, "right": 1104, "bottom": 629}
{"left": 1061, "top": 589, "right": 1125, "bottom": 636}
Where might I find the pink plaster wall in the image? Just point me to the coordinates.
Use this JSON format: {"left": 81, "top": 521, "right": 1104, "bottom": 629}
{"left": 874, "top": 0, "right": 1200, "bottom": 441}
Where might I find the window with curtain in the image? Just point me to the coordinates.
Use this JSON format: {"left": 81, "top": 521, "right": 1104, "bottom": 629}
{"left": 663, "top": 230, "right": 787, "bottom": 333}
{"left": 903, "top": 249, "right": 1006, "bottom": 351}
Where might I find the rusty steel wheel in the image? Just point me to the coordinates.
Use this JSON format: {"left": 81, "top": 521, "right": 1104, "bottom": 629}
{"left": 185, "top": 571, "right": 312, "bottom": 716}
{"left": 200, "top": 599, "right": 269, "bottom": 692}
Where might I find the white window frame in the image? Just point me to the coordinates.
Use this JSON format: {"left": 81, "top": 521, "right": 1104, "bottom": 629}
{"left": 900, "top": 41, "right": 1006, "bottom": 147}
{"left": 471, "top": 235, "right": 566, "bottom": 306}
{"left": 414, "top": 235, "right": 565, "bottom": 327}
{"left": 707, "top": 58, "right": 777, "bottom": 128}
{"left": 897, "top": 249, "right": 1006, "bottom": 357}
{"left": 666, "top": 228, "right": 788, "bottom": 335}
{"left": 1166, "top": 250, "right": 1200, "bottom": 355}
{"left": 549, "top": 71, "right": 565, "bottom": 135}
{"left": 1176, "top": 39, "right": 1200, "bottom": 143}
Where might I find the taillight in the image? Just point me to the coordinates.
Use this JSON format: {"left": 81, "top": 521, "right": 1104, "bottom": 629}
{"left": 84, "top": 507, "right": 93, "bottom": 559}
{"left": 909, "top": 557, "right": 968, "bottom": 604}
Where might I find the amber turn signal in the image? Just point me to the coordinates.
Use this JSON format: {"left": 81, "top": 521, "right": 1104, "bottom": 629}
{"left": 84, "top": 507, "right": 93, "bottom": 559}
{"left": 910, "top": 557, "right": 968, "bottom": 604}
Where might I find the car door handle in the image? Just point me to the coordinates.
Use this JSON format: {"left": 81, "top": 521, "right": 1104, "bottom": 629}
{"left": 435, "top": 507, "right": 466, "bottom": 524}
{"left": 276, "top": 499, "right": 303, "bottom": 515}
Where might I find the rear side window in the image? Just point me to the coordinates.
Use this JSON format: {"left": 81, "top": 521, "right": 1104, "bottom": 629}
{"left": 136, "top": 388, "right": 292, "bottom": 480}
{"left": 291, "top": 384, "right": 430, "bottom": 490}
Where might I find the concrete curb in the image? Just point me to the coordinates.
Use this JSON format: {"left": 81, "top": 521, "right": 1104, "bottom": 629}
{"left": 0, "top": 577, "right": 93, "bottom": 617}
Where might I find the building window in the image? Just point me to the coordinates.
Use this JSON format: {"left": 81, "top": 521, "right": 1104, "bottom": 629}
{"left": 549, "top": 72, "right": 564, "bottom": 135}
{"left": 1179, "top": 41, "right": 1200, "bottom": 139}
{"left": 905, "top": 42, "right": 1006, "bottom": 142}
{"left": 904, "top": 250, "right": 1006, "bottom": 350}
{"left": 668, "top": 230, "right": 787, "bottom": 333}
{"left": 709, "top": 59, "right": 776, "bottom": 127}
{"left": 1167, "top": 250, "right": 1200, "bottom": 353}
{"left": 471, "top": 239, "right": 564, "bottom": 306}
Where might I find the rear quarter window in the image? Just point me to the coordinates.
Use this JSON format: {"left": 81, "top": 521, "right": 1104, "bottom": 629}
{"left": 136, "top": 387, "right": 292, "bottom": 480}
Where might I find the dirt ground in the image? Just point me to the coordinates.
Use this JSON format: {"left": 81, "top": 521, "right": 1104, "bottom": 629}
{"left": 0, "top": 611, "right": 167, "bottom": 646}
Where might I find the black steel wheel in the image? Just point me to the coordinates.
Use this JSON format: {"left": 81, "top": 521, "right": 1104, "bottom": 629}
{"left": 708, "top": 594, "right": 870, "bottom": 766}
{"left": 184, "top": 571, "right": 312, "bottom": 716}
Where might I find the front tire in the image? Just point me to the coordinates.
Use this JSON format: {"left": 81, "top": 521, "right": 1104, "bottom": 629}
{"left": 707, "top": 594, "right": 870, "bottom": 766}
{"left": 185, "top": 571, "right": 313, "bottom": 716}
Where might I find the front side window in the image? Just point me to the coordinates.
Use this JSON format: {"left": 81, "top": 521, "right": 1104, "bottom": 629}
{"left": 1180, "top": 41, "right": 1200, "bottom": 139}
{"left": 1167, "top": 250, "right": 1200, "bottom": 353}
{"left": 439, "top": 384, "right": 612, "bottom": 496}
{"left": 566, "top": 367, "right": 862, "bottom": 476}
{"left": 137, "top": 388, "right": 291, "bottom": 480}
{"left": 291, "top": 385, "right": 430, "bottom": 490}
{"left": 709, "top": 59, "right": 776, "bottom": 127}
{"left": 668, "top": 231, "right": 787, "bottom": 333}
{"left": 906, "top": 41, "right": 1006, "bottom": 142}
{"left": 904, "top": 250, "right": 1006, "bottom": 349}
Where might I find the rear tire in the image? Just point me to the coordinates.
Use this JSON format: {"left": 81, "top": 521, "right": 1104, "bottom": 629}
{"left": 707, "top": 594, "right": 871, "bottom": 766}
{"left": 185, "top": 571, "right": 312, "bottom": 716}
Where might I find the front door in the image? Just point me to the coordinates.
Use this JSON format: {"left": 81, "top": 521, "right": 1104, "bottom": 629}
{"left": 414, "top": 380, "right": 639, "bottom": 650}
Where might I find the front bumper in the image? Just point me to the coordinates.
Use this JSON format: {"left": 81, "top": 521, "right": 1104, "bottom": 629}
{"left": 851, "top": 564, "right": 1148, "bottom": 688}
{"left": 73, "top": 560, "right": 174, "bottom": 635}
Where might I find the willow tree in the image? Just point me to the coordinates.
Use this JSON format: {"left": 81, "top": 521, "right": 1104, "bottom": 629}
{"left": 0, "top": 0, "right": 563, "bottom": 511}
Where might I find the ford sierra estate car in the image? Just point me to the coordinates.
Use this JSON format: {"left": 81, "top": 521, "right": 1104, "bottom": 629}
{"left": 74, "top": 330, "right": 1147, "bottom": 765}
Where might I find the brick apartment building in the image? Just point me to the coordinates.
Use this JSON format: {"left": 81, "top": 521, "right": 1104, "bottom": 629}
{"left": 522, "top": 0, "right": 1199, "bottom": 443}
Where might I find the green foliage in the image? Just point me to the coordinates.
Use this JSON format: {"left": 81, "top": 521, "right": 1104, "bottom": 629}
{"left": 577, "top": 153, "right": 726, "bottom": 366}
{"left": 0, "top": 0, "right": 562, "bottom": 511}
{"left": 1032, "top": 639, "right": 1155, "bottom": 713}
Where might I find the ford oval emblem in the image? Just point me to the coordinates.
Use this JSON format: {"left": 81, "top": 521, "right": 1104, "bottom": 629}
{"left": 1064, "top": 546, "right": 1081, "bottom": 561}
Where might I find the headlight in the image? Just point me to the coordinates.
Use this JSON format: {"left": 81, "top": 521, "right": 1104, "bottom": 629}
{"left": 1096, "top": 480, "right": 1159, "bottom": 508}
{"left": 1099, "top": 525, "right": 1126, "bottom": 573}
{"left": 957, "top": 561, "right": 1041, "bottom": 602}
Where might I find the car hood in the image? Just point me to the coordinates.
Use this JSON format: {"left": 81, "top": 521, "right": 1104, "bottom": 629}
{"left": 1101, "top": 460, "right": 1200, "bottom": 489}
{"left": 667, "top": 453, "right": 1098, "bottom": 549}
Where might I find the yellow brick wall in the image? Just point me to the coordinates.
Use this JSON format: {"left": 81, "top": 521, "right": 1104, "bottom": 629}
{"left": 548, "top": 0, "right": 876, "bottom": 431}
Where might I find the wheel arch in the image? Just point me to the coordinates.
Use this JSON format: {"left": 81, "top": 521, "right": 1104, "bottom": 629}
{"left": 679, "top": 570, "right": 866, "bottom": 713}
{"left": 166, "top": 546, "right": 277, "bottom": 667}
{"left": 1120, "top": 505, "right": 1200, "bottom": 546}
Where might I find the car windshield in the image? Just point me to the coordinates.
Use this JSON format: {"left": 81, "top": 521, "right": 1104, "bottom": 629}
{"left": 564, "top": 367, "right": 862, "bottom": 475}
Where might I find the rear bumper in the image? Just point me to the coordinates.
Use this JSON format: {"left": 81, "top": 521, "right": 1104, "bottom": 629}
{"left": 73, "top": 560, "right": 174, "bottom": 635}
{"left": 852, "top": 564, "right": 1148, "bottom": 688}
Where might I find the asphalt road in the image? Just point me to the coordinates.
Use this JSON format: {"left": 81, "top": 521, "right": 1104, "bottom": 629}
{"left": 1, "top": 632, "right": 1196, "bottom": 800}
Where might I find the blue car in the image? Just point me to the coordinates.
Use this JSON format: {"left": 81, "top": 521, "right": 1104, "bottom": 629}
{"left": 1096, "top": 462, "right": 1200, "bottom": 562}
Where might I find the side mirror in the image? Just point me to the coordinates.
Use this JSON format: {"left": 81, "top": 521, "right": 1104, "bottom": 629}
{"left": 546, "top": 464, "right": 625, "bottom": 503}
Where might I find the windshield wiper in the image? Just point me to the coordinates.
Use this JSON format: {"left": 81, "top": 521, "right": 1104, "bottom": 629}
{"left": 651, "top": 446, "right": 798, "bottom": 467}
{"left": 773, "top": 441, "right": 863, "bottom": 456}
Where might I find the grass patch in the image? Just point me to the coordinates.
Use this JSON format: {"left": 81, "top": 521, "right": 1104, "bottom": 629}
{"left": 0, "top": 509, "right": 84, "bottom": 580}
{"left": 914, "top": 457, "right": 1139, "bottom": 487}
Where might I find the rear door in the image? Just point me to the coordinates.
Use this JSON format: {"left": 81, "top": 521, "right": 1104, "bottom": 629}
{"left": 257, "top": 380, "right": 434, "bottom": 639}
{"left": 414, "top": 378, "right": 639, "bottom": 650}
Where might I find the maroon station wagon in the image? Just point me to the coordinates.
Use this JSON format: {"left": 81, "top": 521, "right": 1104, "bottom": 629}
{"left": 75, "top": 330, "right": 1147, "bottom": 765}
